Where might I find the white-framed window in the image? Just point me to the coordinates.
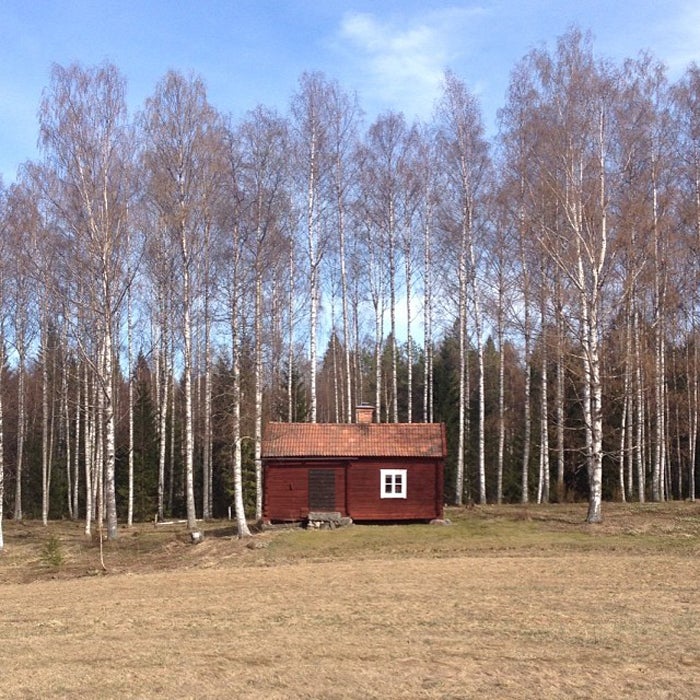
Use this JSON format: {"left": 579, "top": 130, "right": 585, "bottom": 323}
{"left": 380, "top": 468, "right": 407, "bottom": 499}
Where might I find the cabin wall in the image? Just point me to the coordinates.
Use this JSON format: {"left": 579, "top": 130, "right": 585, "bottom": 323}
{"left": 263, "top": 463, "right": 347, "bottom": 521}
{"left": 264, "top": 458, "right": 444, "bottom": 523}
{"left": 347, "top": 459, "right": 443, "bottom": 521}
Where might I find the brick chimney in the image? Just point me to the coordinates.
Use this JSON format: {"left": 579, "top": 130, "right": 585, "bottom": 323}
{"left": 355, "top": 405, "right": 375, "bottom": 424}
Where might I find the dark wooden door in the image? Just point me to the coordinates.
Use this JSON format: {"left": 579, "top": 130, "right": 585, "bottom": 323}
{"left": 308, "top": 469, "right": 336, "bottom": 511}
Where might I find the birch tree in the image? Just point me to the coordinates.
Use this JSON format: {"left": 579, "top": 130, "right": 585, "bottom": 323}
{"left": 413, "top": 125, "right": 439, "bottom": 423}
{"left": 4, "top": 181, "right": 39, "bottom": 521}
{"left": 437, "top": 71, "right": 491, "bottom": 503}
{"left": 237, "top": 105, "right": 290, "bottom": 520}
{"left": 325, "top": 81, "right": 362, "bottom": 422}
{"left": 673, "top": 63, "right": 700, "bottom": 501}
{"left": 503, "top": 30, "right": 617, "bottom": 522}
{"left": 143, "top": 210, "right": 176, "bottom": 521}
{"left": 361, "top": 111, "right": 412, "bottom": 422}
{"left": 38, "top": 62, "right": 133, "bottom": 539}
{"left": 140, "top": 70, "right": 223, "bottom": 533}
{"left": 290, "top": 73, "right": 335, "bottom": 423}
{"left": 221, "top": 123, "right": 252, "bottom": 537}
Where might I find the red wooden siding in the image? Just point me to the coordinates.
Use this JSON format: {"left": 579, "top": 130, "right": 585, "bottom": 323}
{"left": 347, "top": 459, "right": 443, "bottom": 521}
{"left": 263, "top": 463, "right": 348, "bottom": 521}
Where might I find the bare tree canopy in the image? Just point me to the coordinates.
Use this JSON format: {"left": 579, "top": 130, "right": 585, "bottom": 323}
{"left": 2, "top": 29, "right": 700, "bottom": 541}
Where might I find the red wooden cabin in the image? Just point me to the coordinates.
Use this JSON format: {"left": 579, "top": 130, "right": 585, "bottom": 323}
{"left": 262, "top": 406, "right": 446, "bottom": 523}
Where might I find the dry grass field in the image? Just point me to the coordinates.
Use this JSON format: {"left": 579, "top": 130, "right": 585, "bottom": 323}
{"left": 1, "top": 502, "right": 699, "bottom": 699}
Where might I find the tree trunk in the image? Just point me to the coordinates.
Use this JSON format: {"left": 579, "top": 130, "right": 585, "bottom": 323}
{"left": 61, "top": 337, "right": 72, "bottom": 520}
{"left": 470, "top": 246, "right": 486, "bottom": 504}
{"left": 181, "top": 226, "right": 198, "bottom": 532}
{"left": 254, "top": 263, "right": 263, "bottom": 521}
{"left": 231, "top": 220, "right": 251, "bottom": 538}
{"left": 423, "top": 208, "right": 434, "bottom": 424}
{"left": 405, "top": 236, "right": 413, "bottom": 424}
{"left": 389, "top": 202, "right": 398, "bottom": 424}
{"left": 41, "top": 323, "right": 50, "bottom": 526}
{"left": 127, "top": 274, "right": 135, "bottom": 527}
{"left": 83, "top": 363, "right": 93, "bottom": 536}
{"left": 537, "top": 296, "right": 550, "bottom": 504}
{"left": 521, "top": 264, "right": 532, "bottom": 505}
{"left": 103, "top": 328, "right": 118, "bottom": 540}
{"left": 496, "top": 284, "right": 506, "bottom": 505}
{"left": 689, "top": 337, "right": 698, "bottom": 502}
{"left": 13, "top": 338, "right": 25, "bottom": 521}
{"left": 455, "top": 236, "right": 468, "bottom": 506}
{"left": 73, "top": 369, "right": 81, "bottom": 520}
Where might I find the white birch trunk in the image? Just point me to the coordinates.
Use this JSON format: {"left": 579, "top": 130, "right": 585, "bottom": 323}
{"left": 181, "top": 234, "right": 198, "bottom": 532}
{"left": 368, "top": 236, "right": 383, "bottom": 422}
{"left": 306, "top": 130, "right": 319, "bottom": 424}
{"left": 423, "top": 208, "right": 434, "bottom": 424}
{"left": 95, "top": 353, "right": 105, "bottom": 530}
{"left": 202, "top": 221, "right": 213, "bottom": 520}
{"left": 472, "top": 289, "right": 486, "bottom": 503}
{"left": 468, "top": 231, "right": 486, "bottom": 504}
{"left": 156, "top": 315, "right": 170, "bottom": 520}
{"left": 41, "top": 324, "right": 50, "bottom": 526}
{"left": 389, "top": 203, "right": 398, "bottom": 424}
{"left": 287, "top": 245, "right": 295, "bottom": 422}
{"left": 619, "top": 379, "right": 630, "bottom": 503}
{"left": 62, "top": 339, "right": 72, "bottom": 520}
{"left": 254, "top": 262, "right": 263, "bottom": 521}
{"left": 83, "top": 363, "right": 93, "bottom": 536}
{"left": 584, "top": 297, "right": 604, "bottom": 523}
{"left": 103, "top": 327, "right": 118, "bottom": 540}
{"left": 202, "top": 278, "right": 213, "bottom": 520}
{"left": 496, "top": 283, "right": 506, "bottom": 504}
{"left": 337, "top": 166, "right": 353, "bottom": 423}
{"left": 13, "top": 337, "right": 25, "bottom": 521}
{"left": 73, "top": 370, "right": 80, "bottom": 519}
{"left": 203, "top": 323, "right": 212, "bottom": 520}
{"left": 521, "top": 269, "right": 532, "bottom": 505}
{"left": 634, "top": 306, "right": 646, "bottom": 502}
{"left": 374, "top": 298, "right": 383, "bottom": 422}
{"left": 233, "top": 352, "right": 251, "bottom": 537}
{"left": 620, "top": 300, "right": 635, "bottom": 502}
{"left": 456, "top": 236, "right": 468, "bottom": 505}
{"left": 556, "top": 294, "right": 566, "bottom": 502}
{"left": 405, "top": 239, "right": 413, "bottom": 424}
{"left": 689, "top": 338, "right": 698, "bottom": 501}
{"left": 583, "top": 110, "right": 608, "bottom": 524}
{"left": 231, "top": 221, "right": 251, "bottom": 537}
{"left": 537, "top": 304, "right": 550, "bottom": 504}
{"left": 652, "top": 153, "right": 666, "bottom": 502}
{"left": 127, "top": 273, "right": 134, "bottom": 527}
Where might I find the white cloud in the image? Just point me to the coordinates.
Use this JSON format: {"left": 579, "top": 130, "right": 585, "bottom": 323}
{"left": 335, "top": 7, "right": 486, "bottom": 121}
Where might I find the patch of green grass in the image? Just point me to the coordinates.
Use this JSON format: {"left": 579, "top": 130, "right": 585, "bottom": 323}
{"left": 263, "top": 503, "right": 700, "bottom": 564}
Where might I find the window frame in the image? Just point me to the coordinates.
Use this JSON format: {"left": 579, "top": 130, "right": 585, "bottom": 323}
{"left": 380, "top": 468, "right": 407, "bottom": 499}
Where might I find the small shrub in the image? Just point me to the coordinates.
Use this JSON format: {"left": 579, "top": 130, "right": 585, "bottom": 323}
{"left": 40, "top": 535, "right": 64, "bottom": 569}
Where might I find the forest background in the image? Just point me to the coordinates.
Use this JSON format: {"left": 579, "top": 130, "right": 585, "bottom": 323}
{"left": 0, "top": 27, "right": 699, "bottom": 545}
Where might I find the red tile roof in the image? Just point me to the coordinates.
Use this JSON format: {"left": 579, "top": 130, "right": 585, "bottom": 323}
{"left": 262, "top": 422, "right": 446, "bottom": 459}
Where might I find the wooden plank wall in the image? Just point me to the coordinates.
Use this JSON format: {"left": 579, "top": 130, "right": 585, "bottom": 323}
{"left": 347, "top": 460, "right": 442, "bottom": 521}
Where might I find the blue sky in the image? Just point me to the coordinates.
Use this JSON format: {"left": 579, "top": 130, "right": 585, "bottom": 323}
{"left": 1, "top": 0, "right": 699, "bottom": 183}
